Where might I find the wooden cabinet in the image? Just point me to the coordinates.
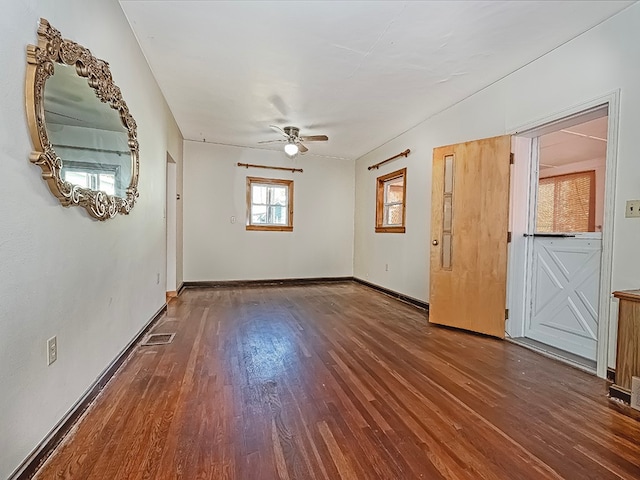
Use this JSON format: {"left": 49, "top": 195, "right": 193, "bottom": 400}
{"left": 609, "top": 290, "right": 640, "bottom": 408}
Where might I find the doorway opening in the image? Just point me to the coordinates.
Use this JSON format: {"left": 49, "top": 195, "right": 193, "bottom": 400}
{"left": 507, "top": 101, "right": 617, "bottom": 377}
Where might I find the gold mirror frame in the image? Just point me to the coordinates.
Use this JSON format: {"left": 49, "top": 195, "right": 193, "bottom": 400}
{"left": 25, "top": 18, "right": 139, "bottom": 220}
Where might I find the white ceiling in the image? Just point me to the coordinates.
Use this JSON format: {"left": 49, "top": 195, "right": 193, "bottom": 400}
{"left": 540, "top": 116, "right": 608, "bottom": 168}
{"left": 119, "top": 1, "right": 632, "bottom": 160}
{"left": 45, "top": 63, "right": 126, "bottom": 133}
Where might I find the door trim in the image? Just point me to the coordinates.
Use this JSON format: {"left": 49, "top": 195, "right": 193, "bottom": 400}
{"left": 507, "top": 91, "right": 620, "bottom": 378}
{"left": 166, "top": 153, "right": 178, "bottom": 294}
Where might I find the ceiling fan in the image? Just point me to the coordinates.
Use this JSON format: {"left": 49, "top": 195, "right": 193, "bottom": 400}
{"left": 258, "top": 125, "right": 328, "bottom": 157}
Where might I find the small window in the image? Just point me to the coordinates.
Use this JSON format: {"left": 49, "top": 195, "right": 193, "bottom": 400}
{"left": 64, "top": 170, "right": 116, "bottom": 196}
{"left": 61, "top": 160, "right": 120, "bottom": 196}
{"left": 536, "top": 170, "right": 595, "bottom": 233}
{"left": 246, "top": 177, "right": 293, "bottom": 231}
{"left": 376, "top": 168, "right": 406, "bottom": 233}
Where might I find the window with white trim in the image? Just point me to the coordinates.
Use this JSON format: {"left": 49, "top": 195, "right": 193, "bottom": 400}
{"left": 61, "top": 161, "right": 120, "bottom": 196}
{"left": 246, "top": 177, "right": 293, "bottom": 231}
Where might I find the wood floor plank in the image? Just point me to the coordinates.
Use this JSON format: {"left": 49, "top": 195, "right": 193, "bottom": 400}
{"left": 34, "top": 283, "right": 640, "bottom": 479}
{"left": 317, "top": 420, "right": 358, "bottom": 480}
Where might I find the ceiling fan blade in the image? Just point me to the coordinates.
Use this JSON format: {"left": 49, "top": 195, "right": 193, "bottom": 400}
{"left": 258, "top": 139, "right": 286, "bottom": 144}
{"left": 300, "top": 135, "right": 328, "bottom": 142}
{"left": 298, "top": 143, "right": 309, "bottom": 153}
{"left": 269, "top": 125, "right": 288, "bottom": 137}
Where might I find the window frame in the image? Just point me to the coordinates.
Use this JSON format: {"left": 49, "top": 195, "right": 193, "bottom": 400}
{"left": 375, "top": 168, "right": 407, "bottom": 233}
{"left": 246, "top": 176, "right": 294, "bottom": 232}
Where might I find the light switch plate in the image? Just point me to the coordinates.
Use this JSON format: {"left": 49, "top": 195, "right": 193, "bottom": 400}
{"left": 625, "top": 200, "right": 640, "bottom": 218}
{"left": 47, "top": 336, "right": 57, "bottom": 365}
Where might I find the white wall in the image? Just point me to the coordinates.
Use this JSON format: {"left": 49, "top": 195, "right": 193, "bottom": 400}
{"left": 0, "top": 1, "right": 183, "bottom": 478}
{"left": 183, "top": 142, "right": 354, "bottom": 281}
{"left": 354, "top": 4, "right": 640, "bottom": 363}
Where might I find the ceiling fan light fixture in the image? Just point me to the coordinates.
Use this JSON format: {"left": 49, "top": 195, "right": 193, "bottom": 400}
{"left": 284, "top": 142, "right": 299, "bottom": 157}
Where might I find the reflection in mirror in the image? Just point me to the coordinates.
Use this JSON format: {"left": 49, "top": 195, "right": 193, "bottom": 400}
{"left": 45, "top": 64, "right": 132, "bottom": 198}
{"left": 26, "top": 18, "right": 139, "bottom": 220}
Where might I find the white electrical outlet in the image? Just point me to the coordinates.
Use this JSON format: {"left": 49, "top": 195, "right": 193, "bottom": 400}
{"left": 230, "top": 216, "right": 236, "bottom": 224}
{"left": 625, "top": 200, "right": 640, "bottom": 218}
{"left": 47, "top": 336, "right": 57, "bottom": 365}
{"left": 631, "top": 376, "right": 640, "bottom": 411}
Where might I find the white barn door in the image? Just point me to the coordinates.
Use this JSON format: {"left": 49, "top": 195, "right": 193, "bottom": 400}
{"left": 526, "top": 235, "right": 601, "bottom": 360}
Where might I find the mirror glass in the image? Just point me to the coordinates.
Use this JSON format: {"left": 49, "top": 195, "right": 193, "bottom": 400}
{"left": 44, "top": 64, "right": 132, "bottom": 198}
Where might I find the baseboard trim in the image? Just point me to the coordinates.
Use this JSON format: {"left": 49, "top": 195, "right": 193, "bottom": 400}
{"left": 608, "top": 394, "right": 640, "bottom": 421}
{"left": 10, "top": 303, "right": 168, "bottom": 480}
{"left": 184, "top": 277, "right": 428, "bottom": 312}
{"left": 183, "top": 276, "right": 353, "bottom": 289}
{"left": 609, "top": 384, "right": 631, "bottom": 404}
{"left": 167, "top": 283, "right": 186, "bottom": 302}
{"left": 353, "top": 277, "right": 429, "bottom": 311}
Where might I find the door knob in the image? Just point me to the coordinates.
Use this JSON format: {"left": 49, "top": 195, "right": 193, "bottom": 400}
{"left": 432, "top": 239, "right": 439, "bottom": 246}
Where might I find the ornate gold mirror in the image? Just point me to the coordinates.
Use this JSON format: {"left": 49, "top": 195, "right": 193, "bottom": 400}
{"left": 26, "top": 18, "right": 139, "bottom": 220}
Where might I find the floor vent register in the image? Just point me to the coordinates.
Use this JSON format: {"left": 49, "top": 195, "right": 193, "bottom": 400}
{"left": 141, "top": 333, "right": 176, "bottom": 346}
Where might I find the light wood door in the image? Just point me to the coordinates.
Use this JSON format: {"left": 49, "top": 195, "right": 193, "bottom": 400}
{"left": 429, "top": 135, "right": 511, "bottom": 338}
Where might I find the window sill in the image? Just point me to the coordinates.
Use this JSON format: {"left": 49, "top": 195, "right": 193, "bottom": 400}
{"left": 246, "top": 225, "right": 293, "bottom": 232}
{"left": 375, "top": 226, "right": 405, "bottom": 233}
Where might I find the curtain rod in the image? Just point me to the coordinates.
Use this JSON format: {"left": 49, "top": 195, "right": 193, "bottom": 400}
{"left": 237, "top": 162, "right": 303, "bottom": 173}
{"left": 368, "top": 149, "right": 410, "bottom": 171}
{"left": 55, "top": 144, "right": 130, "bottom": 156}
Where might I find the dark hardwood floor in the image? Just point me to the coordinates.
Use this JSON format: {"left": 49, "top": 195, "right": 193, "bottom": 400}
{"left": 35, "top": 283, "right": 640, "bottom": 479}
